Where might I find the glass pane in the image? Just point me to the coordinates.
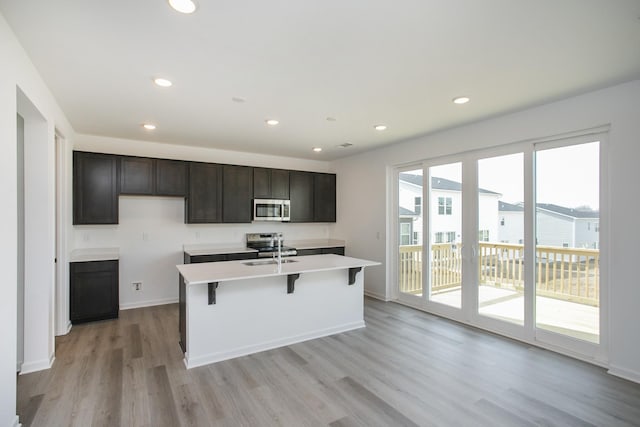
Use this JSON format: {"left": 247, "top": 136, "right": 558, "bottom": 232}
{"left": 477, "top": 153, "right": 524, "bottom": 325}
{"left": 429, "top": 163, "right": 462, "bottom": 308}
{"left": 398, "top": 169, "right": 423, "bottom": 297}
{"left": 535, "top": 142, "right": 599, "bottom": 343}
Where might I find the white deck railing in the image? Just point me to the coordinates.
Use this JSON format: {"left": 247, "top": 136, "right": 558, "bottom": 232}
{"left": 399, "top": 242, "right": 600, "bottom": 306}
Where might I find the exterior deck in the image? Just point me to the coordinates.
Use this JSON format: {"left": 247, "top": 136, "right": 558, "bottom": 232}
{"left": 399, "top": 242, "right": 599, "bottom": 342}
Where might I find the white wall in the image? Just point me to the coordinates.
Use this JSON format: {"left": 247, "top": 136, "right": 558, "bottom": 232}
{"left": 498, "top": 211, "right": 524, "bottom": 244}
{"left": 536, "top": 211, "right": 573, "bottom": 248}
{"left": 331, "top": 80, "right": 640, "bottom": 383}
{"left": 71, "top": 135, "right": 335, "bottom": 310}
{"left": 0, "top": 11, "right": 74, "bottom": 426}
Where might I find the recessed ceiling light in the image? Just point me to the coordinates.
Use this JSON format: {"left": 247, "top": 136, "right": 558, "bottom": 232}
{"left": 168, "top": 0, "right": 197, "bottom": 14}
{"left": 265, "top": 119, "right": 279, "bottom": 126}
{"left": 143, "top": 124, "right": 156, "bottom": 130}
{"left": 338, "top": 142, "right": 353, "bottom": 148}
{"left": 326, "top": 117, "right": 337, "bottom": 122}
{"left": 374, "top": 124, "right": 387, "bottom": 131}
{"left": 153, "top": 78, "right": 172, "bottom": 87}
{"left": 453, "top": 96, "right": 470, "bottom": 104}
{"left": 232, "top": 97, "right": 246, "bottom": 103}
{"left": 312, "top": 147, "right": 322, "bottom": 152}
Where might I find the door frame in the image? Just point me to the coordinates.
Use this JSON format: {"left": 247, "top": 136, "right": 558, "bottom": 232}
{"left": 391, "top": 126, "right": 609, "bottom": 364}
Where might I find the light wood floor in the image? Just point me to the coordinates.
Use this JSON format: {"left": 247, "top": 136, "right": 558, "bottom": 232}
{"left": 17, "top": 298, "right": 640, "bottom": 427}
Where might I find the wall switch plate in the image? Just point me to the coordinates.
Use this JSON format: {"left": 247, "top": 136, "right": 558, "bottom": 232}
{"left": 132, "top": 281, "right": 142, "bottom": 291}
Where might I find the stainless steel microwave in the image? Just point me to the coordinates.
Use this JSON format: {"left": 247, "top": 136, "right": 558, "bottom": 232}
{"left": 253, "top": 199, "right": 290, "bottom": 222}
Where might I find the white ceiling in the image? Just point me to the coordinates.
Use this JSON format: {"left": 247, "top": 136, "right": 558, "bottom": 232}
{"left": 2, "top": 1, "right": 640, "bottom": 160}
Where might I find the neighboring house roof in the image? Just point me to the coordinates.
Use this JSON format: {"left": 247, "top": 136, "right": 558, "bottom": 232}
{"left": 499, "top": 201, "right": 524, "bottom": 212}
{"left": 537, "top": 203, "right": 599, "bottom": 219}
{"left": 399, "top": 207, "right": 418, "bottom": 217}
{"left": 498, "top": 201, "right": 599, "bottom": 219}
{"left": 399, "top": 173, "right": 500, "bottom": 195}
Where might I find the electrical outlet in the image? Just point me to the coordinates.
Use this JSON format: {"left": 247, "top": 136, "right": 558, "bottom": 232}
{"left": 132, "top": 281, "right": 142, "bottom": 291}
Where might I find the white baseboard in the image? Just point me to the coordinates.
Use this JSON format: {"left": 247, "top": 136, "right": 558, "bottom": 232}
{"left": 120, "top": 297, "right": 178, "bottom": 310}
{"left": 19, "top": 353, "right": 55, "bottom": 375}
{"left": 364, "top": 289, "right": 389, "bottom": 301}
{"left": 11, "top": 415, "right": 20, "bottom": 427}
{"left": 185, "top": 320, "right": 366, "bottom": 369}
{"left": 608, "top": 364, "right": 640, "bottom": 384}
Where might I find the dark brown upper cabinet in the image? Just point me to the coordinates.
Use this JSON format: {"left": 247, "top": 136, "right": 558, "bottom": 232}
{"left": 121, "top": 157, "right": 187, "bottom": 197}
{"left": 289, "top": 171, "right": 315, "bottom": 222}
{"left": 73, "top": 151, "right": 119, "bottom": 224}
{"left": 314, "top": 173, "right": 337, "bottom": 222}
{"left": 253, "top": 167, "right": 290, "bottom": 199}
{"left": 155, "top": 159, "right": 187, "bottom": 196}
{"left": 120, "top": 156, "right": 154, "bottom": 195}
{"left": 222, "top": 165, "right": 253, "bottom": 223}
{"left": 186, "top": 162, "right": 222, "bottom": 223}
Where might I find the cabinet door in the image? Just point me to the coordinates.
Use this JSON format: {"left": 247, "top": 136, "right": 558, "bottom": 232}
{"left": 322, "top": 247, "right": 345, "bottom": 256}
{"left": 189, "top": 254, "right": 227, "bottom": 263}
{"left": 314, "top": 173, "right": 336, "bottom": 222}
{"left": 70, "top": 260, "right": 119, "bottom": 324}
{"left": 120, "top": 156, "right": 154, "bottom": 195}
{"left": 253, "top": 167, "right": 271, "bottom": 199}
{"left": 156, "top": 159, "right": 187, "bottom": 196}
{"left": 271, "top": 169, "right": 290, "bottom": 199}
{"left": 253, "top": 168, "right": 290, "bottom": 199}
{"left": 73, "top": 151, "right": 119, "bottom": 224}
{"left": 226, "top": 252, "right": 259, "bottom": 261}
{"left": 186, "top": 162, "right": 222, "bottom": 223}
{"left": 222, "top": 165, "right": 253, "bottom": 223}
{"left": 296, "top": 248, "right": 323, "bottom": 256}
{"left": 289, "top": 171, "right": 314, "bottom": 222}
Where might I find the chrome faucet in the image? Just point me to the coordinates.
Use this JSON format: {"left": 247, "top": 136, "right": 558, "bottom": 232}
{"left": 276, "top": 232, "right": 283, "bottom": 271}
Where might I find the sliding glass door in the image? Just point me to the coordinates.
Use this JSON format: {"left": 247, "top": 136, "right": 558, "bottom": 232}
{"left": 476, "top": 153, "right": 525, "bottom": 326}
{"left": 535, "top": 141, "right": 600, "bottom": 344}
{"left": 394, "top": 132, "right": 605, "bottom": 360}
{"left": 397, "top": 167, "right": 423, "bottom": 302}
{"left": 427, "top": 162, "right": 463, "bottom": 309}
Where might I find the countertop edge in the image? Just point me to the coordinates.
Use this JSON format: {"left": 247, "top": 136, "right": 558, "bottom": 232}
{"left": 70, "top": 247, "right": 120, "bottom": 263}
{"left": 177, "top": 254, "right": 380, "bottom": 286}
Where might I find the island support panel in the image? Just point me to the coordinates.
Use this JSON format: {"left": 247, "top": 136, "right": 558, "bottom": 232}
{"left": 183, "top": 268, "right": 365, "bottom": 368}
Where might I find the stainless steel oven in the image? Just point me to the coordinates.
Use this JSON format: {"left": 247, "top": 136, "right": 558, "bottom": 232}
{"left": 253, "top": 199, "right": 290, "bottom": 222}
{"left": 246, "top": 233, "right": 297, "bottom": 258}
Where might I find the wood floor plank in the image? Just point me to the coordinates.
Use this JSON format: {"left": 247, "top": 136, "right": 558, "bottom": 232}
{"left": 16, "top": 300, "right": 640, "bottom": 427}
{"left": 129, "top": 323, "right": 143, "bottom": 358}
{"left": 91, "top": 347, "right": 124, "bottom": 427}
{"left": 146, "top": 365, "right": 180, "bottom": 427}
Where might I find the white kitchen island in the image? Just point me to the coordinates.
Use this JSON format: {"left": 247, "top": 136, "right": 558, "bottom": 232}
{"left": 176, "top": 254, "right": 380, "bottom": 369}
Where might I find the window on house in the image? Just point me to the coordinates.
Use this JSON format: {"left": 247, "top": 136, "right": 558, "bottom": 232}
{"left": 595, "top": 224, "right": 599, "bottom": 232}
{"left": 500, "top": 217, "right": 505, "bottom": 226}
{"left": 478, "top": 230, "right": 490, "bottom": 242}
{"left": 412, "top": 231, "right": 419, "bottom": 244}
{"left": 414, "top": 197, "right": 422, "bottom": 215}
{"left": 446, "top": 231, "right": 456, "bottom": 243}
{"left": 562, "top": 243, "right": 569, "bottom": 248}
{"left": 400, "top": 222, "right": 412, "bottom": 245}
{"left": 438, "top": 197, "right": 452, "bottom": 215}
{"left": 435, "top": 232, "right": 443, "bottom": 244}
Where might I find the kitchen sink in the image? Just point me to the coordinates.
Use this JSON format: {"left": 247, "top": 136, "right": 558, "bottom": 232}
{"left": 243, "top": 259, "right": 299, "bottom": 266}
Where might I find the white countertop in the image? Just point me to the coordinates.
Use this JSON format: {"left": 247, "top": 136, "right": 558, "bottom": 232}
{"left": 287, "top": 239, "right": 346, "bottom": 250}
{"left": 70, "top": 247, "right": 119, "bottom": 262}
{"left": 177, "top": 254, "right": 379, "bottom": 286}
{"left": 183, "top": 244, "right": 258, "bottom": 256}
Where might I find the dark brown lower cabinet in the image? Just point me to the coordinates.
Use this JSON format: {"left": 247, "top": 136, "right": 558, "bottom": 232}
{"left": 295, "top": 246, "right": 345, "bottom": 256}
{"left": 70, "top": 260, "right": 119, "bottom": 324}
